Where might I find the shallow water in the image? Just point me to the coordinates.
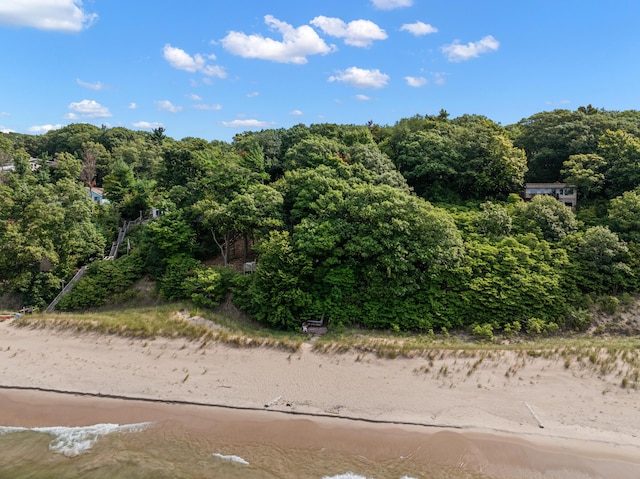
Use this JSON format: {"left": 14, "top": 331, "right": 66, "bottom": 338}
{"left": 0, "top": 420, "right": 488, "bottom": 479}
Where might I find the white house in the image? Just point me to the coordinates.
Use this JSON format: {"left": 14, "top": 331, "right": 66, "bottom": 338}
{"left": 524, "top": 182, "right": 577, "bottom": 209}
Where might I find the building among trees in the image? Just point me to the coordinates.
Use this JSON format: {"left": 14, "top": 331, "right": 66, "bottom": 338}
{"left": 524, "top": 183, "right": 577, "bottom": 209}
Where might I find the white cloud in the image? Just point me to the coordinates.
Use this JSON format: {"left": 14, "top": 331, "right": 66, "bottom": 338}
{"left": 221, "top": 15, "right": 334, "bottom": 64}
{"left": 328, "top": 67, "right": 389, "bottom": 89}
{"left": 310, "top": 16, "right": 387, "bottom": 47}
{"left": 247, "top": 91, "right": 260, "bottom": 98}
{"left": 163, "top": 44, "right": 227, "bottom": 77}
{"left": 289, "top": 109, "right": 303, "bottom": 116}
{"left": 133, "top": 121, "right": 163, "bottom": 130}
{"left": 28, "top": 124, "right": 62, "bottom": 133}
{"left": 63, "top": 112, "right": 78, "bottom": 120}
{"left": 188, "top": 94, "right": 202, "bottom": 101}
{"left": 76, "top": 78, "right": 105, "bottom": 90}
{"left": 441, "top": 35, "right": 499, "bottom": 62}
{"left": 0, "top": 0, "right": 97, "bottom": 32}
{"left": 193, "top": 103, "right": 222, "bottom": 111}
{"left": 0, "top": 126, "right": 15, "bottom": 133}
{"left": 128, "top": 102, "right": 137, "bottom": 109}
{"left": 405, "top": 76, "right": 427, "bottom": 87}
{"left": 220, "top": 119, "right": 272, "bottom": 128}
{"left": 400, "top": 21, "right": 438, "bottom": 36}
{"left": 355, "top": 94, "right": 372, "bottom": 101}
{"left": 155, "top": 100, "right": 183, "bottom": 113}
{"left": 371, "top": 0, "right": 413, "bottom": 10}
{"left": 68, "top": 99, "right": 111, "bottom": 118}
{"left": 0, "top": 112, "right": 10, "bottom": 117}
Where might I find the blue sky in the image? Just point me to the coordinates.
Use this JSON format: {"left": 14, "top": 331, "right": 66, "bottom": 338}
{"left": 1, "top": 0, "right": 639, "bottom": 142}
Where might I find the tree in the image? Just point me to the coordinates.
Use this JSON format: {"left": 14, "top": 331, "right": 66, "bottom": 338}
{"left": 561, "top": 153, "right": 606, "bottom": 200}
{"left": 102, "top": 159, "right": 135, "bottom": 205}
{"left": 608, "top": 190, "right": 640, "bottom": 242}
{"left": 512, "top": 195, "right": 578, "bottom": 241}
{"left": 283, "top": 135, "right": 346, "bottom": 171}
{"left": 565, "top": 226, "right": 631, "bottom": 294}
{"left": 241, "top": 174, "right": 464, "bottom": 330}
{"left": 598, "top": 129, "right": 640, "bottom": 197}
{"left": 475, "top": 202, "right": 512, "bottom": 238}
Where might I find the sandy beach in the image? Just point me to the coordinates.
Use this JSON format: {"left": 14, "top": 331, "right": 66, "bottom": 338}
{"left": 1, "top": 317, "right": 640, "bottom": 477}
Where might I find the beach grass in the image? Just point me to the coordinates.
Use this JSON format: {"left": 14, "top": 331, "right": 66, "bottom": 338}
{"left": 12, "top": 305, "right": 640, "bottom": 388}
{"left": 13, "top": 304, "right": 304, "bottom": 353}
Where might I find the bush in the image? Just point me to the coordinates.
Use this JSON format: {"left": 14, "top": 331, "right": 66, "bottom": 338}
{"left": 525, "top": 317, "right": 559, "bottom": 336}
{"left": 186, "top": 266, "right": 236, "bottom": 308}
{"left": 598, "top": 295, "right": 619, "bottom": 315}
{"left": 57, "top": 255, "right": 144, "bottom": 311}
{"left": 472, "top": 323, "right": 494, "bottom": 342}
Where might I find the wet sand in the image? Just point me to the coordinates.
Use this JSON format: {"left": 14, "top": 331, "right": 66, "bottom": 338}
{"left": 1, "top": 319, "right": 640, "bottom": 477}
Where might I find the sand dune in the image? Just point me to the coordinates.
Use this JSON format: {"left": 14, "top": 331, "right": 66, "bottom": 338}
{"left": 1, "top": 318, "right": 639, "bottom": 477}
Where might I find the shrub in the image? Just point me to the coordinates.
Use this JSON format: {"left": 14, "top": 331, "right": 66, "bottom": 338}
{"left": 472, "top": 323, "right": 494, "bottom": 342}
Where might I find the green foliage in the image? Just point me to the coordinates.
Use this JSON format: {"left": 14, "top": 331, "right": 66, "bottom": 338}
{"left": 564, "top": 226, "right": 632, "bottom": 294}
{"left": 598, "top": 295, "right": 619, "bottom": 315}
{"left": 608, "top": 190, "right": 640, "bottom": 242}
{"left": 444, "top": 235, "right": 571, "bottom": 329}
{"left": 472, "top": 323, "right": 494, "bottom": 342}
{"left": 57, "top": 254, "right": 144, "bottom": 311}
{"left": 159, "top": 254, "right": 201, "bottom": 301}
{"left": 475, "top": 202, "right": 512, "bottom": 238}
{"left": 185, "top": 266, "right": 236, "bottom": 308}
{"left": 7, "top": 113, "right": 640, "bottom": 334}
{"left": 512, "top": 195, "right": 578, "bottom": 241}
{"left": 526, "top": 317, "right": 559, "bottom": 336}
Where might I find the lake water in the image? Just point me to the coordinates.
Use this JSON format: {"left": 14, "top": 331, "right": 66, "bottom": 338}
{"left": 0, "top": 420, "right": 488, "bottom": 479}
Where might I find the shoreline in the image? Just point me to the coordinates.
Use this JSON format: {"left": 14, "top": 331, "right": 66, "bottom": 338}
{"left": 2, "top": 319, "right": 640, "bottom": 476}
{"left": 2, "top": 387, "right": 640, "bottom": 478}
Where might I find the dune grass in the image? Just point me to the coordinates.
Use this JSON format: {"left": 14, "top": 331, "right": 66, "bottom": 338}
{"left": 13, "top": 303, "right": 304, "bottom": 353}
{"left": 12, "top": 304, "right": 640, "bottom": 388}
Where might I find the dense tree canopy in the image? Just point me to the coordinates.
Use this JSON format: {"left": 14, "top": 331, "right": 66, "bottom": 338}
{"left": 2, "top": 108, "right": 640, "bottom": 337}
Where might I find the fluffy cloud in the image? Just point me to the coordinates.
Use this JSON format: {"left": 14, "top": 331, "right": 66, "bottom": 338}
{"left": 133, "top": 121, "right": 163, "bottom": 130}
{"left": 155, "top": 100, "right": 183, "bottom": 113}
{"left": 405, "top": 76, "right": 427, "bottom": 87}
{"left": 400, "top": 21, "right": 438, "bottom": 36}
{"left": 310, "top": 16, "right": 387, "bottom": 47}
{"left": 371, "top": 0, "right": 413, "bottom": 10}
{"left": 163, "top": 44, "right": 227, "bottom": 77}
{"left": 221, "top": 15, "right": 333, "bottom": 64}
{"left": 328, "top": 67, "right": 389, "bottom": 89}
{"left": 442, "top": 35, "right": 499, "bottom": 62}
{"left": 0, "top": 0, "right": 97, "bottom": 32}
{"left": 355, "top": 94, "right": 372, "bottom": 101}
{"left": 220, "top": 119, "right": 272, "bottom": 128}
{"left": 28, "top": 124, "right": 62, "bottom": 133}
{"left": 128, "top": 103, "right": 137, "bottom": 109}
{"left": 289, "top": 109, "right": 303, "bottom": 116}
{"left": 68, "top": 99, "right": 111, "bottom": 118}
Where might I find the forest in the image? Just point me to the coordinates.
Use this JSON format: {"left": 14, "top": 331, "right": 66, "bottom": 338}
{"left": 2, "top": 105, "right": 640, "bottom": 338}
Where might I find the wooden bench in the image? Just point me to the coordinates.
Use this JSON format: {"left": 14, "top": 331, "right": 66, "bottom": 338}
{"left": 305, "top": 319, "right": 324, "bottom": 327}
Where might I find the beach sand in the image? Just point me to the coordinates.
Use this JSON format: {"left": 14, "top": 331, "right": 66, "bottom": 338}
{"left": 1, "top": 318, "right": 639, "bottom": 477}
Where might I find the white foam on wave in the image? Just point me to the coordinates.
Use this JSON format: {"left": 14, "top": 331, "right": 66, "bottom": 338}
{"left": 212, "top": 452, "right": 250, "bottom": 465}
{"left": 0, "top": 422, "right": 152, "bottom": 457}
{"left": 322, "top": 474, "right": 417, "bottom": 479}
{"left": 322, "top": 474, "right": 372, "bottom": 479}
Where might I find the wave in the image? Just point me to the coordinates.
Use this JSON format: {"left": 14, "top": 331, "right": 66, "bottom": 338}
{"left": 322, "top": 475, "right": 418, "bottom": 479}
{"left": 0, "top": 422, "right": 152, "bottom": 457}
{"left": 212, "top": 452, "right": 250, "bottom": 465}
